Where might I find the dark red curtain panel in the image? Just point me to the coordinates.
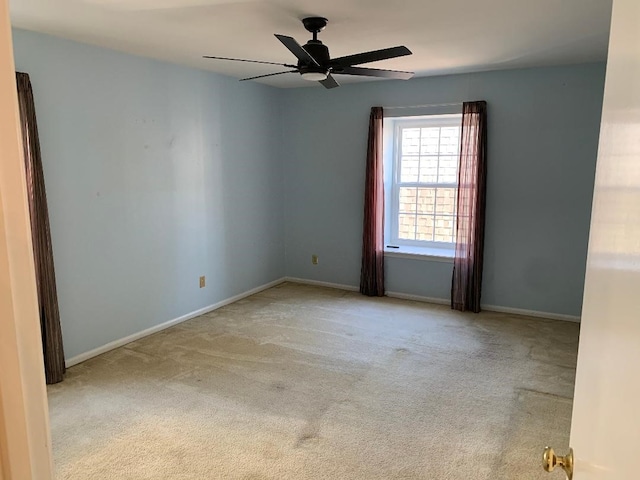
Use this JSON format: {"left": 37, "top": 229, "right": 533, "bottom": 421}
{"left": 16, "top": 72, "right": 66, "bottom": 384}
{"left": 451, "top": 101, "right": 488, "bottom": 313}
{"left": 360, "top": 107, "right": 385, "bottom": 296}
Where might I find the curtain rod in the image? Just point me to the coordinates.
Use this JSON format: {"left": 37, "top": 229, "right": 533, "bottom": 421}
{"left": 383, "top": 102, "right": 463, "bottom": 110}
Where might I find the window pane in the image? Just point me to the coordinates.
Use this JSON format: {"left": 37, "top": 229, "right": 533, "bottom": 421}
{"left": 419, "top": 156, "right": 438, "bottom": 183}
{"left": 399, "top": 187, "right": 417, "bottom": 213}
{"left": 434, "top": 215, "right": 455, "bottom": 243}
{"left": 437, "top": 156, "right": 458, "bottom": 183}
{"left": 416, "top": 215, "right": 434, "bottom": 241}
{"left": 420, "top": 127, "right": 440, "bottom": 155}
{"left": 398, "top": 214, "right": 416, "bottom": 240}
{"left": 401, "top": 128, "right": 420, "bottom": 155}
{"left": 435, "top": 188, "right": 456, "bottom": 215}
{"left": 400, "top": 156, "right": 419, "bottom": 182}
{"left": 439, "top": 127, "right": 460, "bottom": 155}
{"left": 417, "top": 188, "right": 436, "bottom": 214}
{"left": 391, "top": 118, "right": 462, "bottom": 247}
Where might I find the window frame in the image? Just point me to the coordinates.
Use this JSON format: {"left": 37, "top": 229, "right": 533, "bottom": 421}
{"left": 387, "top": 114, "right": 462, "bottom": 254}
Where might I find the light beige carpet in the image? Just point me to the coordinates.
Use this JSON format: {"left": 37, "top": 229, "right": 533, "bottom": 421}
{"left": 48, "top": 283, "right": 579, "bottom": 479}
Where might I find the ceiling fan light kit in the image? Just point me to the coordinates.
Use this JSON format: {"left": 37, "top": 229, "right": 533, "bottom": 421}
{"left": 301, "top": 71, "right": 329, "bottom": 81}
{"left": 204, "top": 16, "right": 414, "bottom": 89}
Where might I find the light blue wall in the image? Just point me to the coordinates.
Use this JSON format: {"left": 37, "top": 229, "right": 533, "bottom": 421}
{"left": 12, "top": 29, "right": 285, "bottom": 359}
{"left": 281, "top": 64, "right": 605, "bottom": 316}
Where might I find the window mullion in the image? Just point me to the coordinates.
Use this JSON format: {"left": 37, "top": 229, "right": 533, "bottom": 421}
{"left": 398, "top": 182, "right": 456, "bottom": 188}
{"left": 436, "top": 126, "right": 442, "bottom": 184}
{"left": 432, "top": 130, "right": 439, "bottom": 243}
{"left": 393, "top": 125, "right": 402, "bottom": 244}
{"left": 415, "top": 128, "right": 423, "bottom": 240}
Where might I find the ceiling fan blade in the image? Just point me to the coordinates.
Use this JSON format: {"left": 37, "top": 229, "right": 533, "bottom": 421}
{"left": 240, "top": 70, "right": 299, "bottom": 81}
{"left": 330, "top": 46, "right": 412, "bottom": 67}
{"left": 274, "top": 34, "right": 320, "bottom": 66}
{"left": 319, "top": 74, "right": 340, "bottom": 89}
{"left": 203, "top": 56, "right": 297, "bottom": 68}
{"left": 334, "top": 66, "right": 414, "bottom": 80}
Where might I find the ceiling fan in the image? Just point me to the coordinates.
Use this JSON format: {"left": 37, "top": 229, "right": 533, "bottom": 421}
{"left": 204, "top": 17, "right": 414, "bottom": 89}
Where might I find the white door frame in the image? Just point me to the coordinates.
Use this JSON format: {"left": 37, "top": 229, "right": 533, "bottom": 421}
{"left": 0, "top": 1, "right": 55, "bottom": 478}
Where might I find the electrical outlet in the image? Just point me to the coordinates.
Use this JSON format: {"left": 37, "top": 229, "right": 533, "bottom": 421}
{"left": 199, "top": 276, "right": 206, "bottom": 288}
{"left": 311, "top": 254, "right": 319, "bottom": 265}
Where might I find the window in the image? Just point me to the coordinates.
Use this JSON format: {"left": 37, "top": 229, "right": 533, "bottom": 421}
{"left": 384, "top": 114, "right": 462, "bottom": 257}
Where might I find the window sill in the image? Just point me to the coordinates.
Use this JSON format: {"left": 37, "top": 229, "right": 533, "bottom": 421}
{"left": 384, "top": 246, "right": 454, "bottom": 263}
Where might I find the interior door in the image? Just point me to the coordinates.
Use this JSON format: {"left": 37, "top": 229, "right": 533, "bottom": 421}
{"left": 560, "top": 0, "right": 640, "bottom": 478}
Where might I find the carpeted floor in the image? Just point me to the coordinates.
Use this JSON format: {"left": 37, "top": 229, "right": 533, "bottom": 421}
{"left": 48, "top": 282, "right": 579, "bottom": 479}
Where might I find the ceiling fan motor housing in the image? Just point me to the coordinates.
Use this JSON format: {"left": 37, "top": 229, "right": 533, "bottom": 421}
{"left": 301, "top": 40, "right": 330, "bottom": 74}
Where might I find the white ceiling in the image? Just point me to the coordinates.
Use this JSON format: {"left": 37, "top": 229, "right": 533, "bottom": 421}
{"left": 10, "top": 0, "right": 612, "bottom": 88}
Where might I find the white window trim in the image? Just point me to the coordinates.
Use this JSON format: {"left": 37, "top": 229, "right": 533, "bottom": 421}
{"left": 384, "top": 245, "right": 455, "bottom": 263}
{"left": 384, "top": 114, "right": 462, "bottom": 258}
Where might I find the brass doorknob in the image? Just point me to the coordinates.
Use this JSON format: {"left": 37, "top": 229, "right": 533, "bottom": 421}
{"left": 543, "top": 447, "right": 573, "bottom": 479}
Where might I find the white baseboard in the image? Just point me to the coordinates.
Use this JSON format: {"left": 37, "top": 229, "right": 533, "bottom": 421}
{"left": 481, "top": 304, "right": 581, "bottom": 323}
{"left": 283, "top": 277, "right": 580, "bottom": 323}
{"left": 65, "top": 278, "right": 287, "bottom": 368}
{"left": 386, "top": 291, "right": 450, "bottom": 306}
{"left": 283, "top": 276, "right": 359, "bottom": 292}
{"left": 388, "top": 291, "right": 580, "bottom": 322}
